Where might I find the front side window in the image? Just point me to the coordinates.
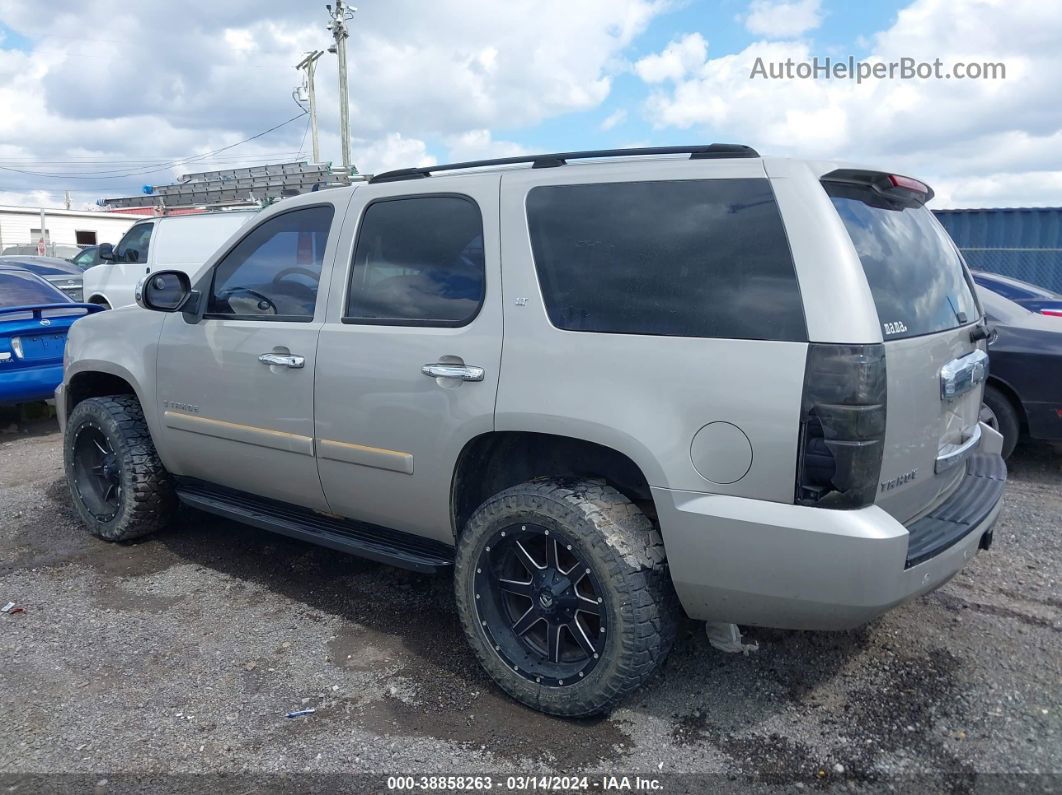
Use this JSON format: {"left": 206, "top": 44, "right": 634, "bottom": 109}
{"left": 115, "top": 223, "right": 152, "bottom": 264}
{"left": 207, "top": 205, "right": 334, "bottom": 321}
{"left": 525, "top": 179, "right": 807, "bottom": 341}
{"left": 70, "top": 248, "right": 97, "bottom": 270}
{"left": 345, "top": 195, "right": 485, "bottom": 326}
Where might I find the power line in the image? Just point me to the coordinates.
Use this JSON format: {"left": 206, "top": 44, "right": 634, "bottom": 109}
{"left": 0, "top": 112, "right": 308, "bottom": 180}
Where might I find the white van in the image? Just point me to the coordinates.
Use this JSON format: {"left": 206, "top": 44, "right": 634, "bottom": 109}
{"left": 83, "top": 210, "right": 257, "bottom": 308}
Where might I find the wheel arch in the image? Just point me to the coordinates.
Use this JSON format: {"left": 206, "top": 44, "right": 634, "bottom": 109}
{"left": 450, "top": 431, "right": 658, "bottom": 539}
{"left": 66, "top": 367, "right": 139, "bottom": 413}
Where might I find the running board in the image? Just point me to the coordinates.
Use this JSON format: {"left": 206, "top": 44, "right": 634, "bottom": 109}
{"left": 174, "top": 479, "right": 454, "bottom": 573}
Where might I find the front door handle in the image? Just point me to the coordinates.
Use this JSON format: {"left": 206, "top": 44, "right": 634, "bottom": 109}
{"left": 421, "top": 363, "right": 484, "bottom": 382}
{"left": 259, "top": 353, "right": 305, "bottom": 369}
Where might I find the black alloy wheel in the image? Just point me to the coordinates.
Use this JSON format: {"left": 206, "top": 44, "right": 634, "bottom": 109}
{"left": 71, "top": 424, "right": 123, "bottom": 522}
{"left": 474, "top": 523, "right": 607, "bottom": 686}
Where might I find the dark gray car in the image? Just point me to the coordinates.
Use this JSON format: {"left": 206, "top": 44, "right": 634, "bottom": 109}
{"left": 0, "top": 255, "right": 85, "bottom": 301}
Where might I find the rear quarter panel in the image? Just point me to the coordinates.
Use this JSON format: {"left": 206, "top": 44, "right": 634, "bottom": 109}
{"left": 496, "top": 159, "right": 808, "bottom": 500}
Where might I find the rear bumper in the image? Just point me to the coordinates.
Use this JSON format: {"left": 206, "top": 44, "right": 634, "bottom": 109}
{"left": 655, "top": 432, "right": 1006, "bottom": 630}
{"left": 0, "top": 365, "right": 64, "bottom": 406}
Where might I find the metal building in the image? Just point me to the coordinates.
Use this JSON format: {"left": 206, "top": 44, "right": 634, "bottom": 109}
{"left": 0, "top": 205, "right": 141, "bottom": 259}
{"left": 934, "top": 207, "right": 1062, "bottom": 293}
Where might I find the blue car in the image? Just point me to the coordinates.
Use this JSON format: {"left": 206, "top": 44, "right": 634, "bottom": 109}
{"left": 0, "top": 264, "right": 103, "bottom": 405}
{"left": 972, "top": 270, "right": 1062, "bottom": 317}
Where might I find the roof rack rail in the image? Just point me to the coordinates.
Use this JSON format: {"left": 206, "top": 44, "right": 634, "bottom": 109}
{"left": 368, "top": 143, "right": 759, "bottom": 184}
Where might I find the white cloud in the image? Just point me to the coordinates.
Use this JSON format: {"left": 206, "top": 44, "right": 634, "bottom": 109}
{"left": 0, "top": 0, "right": 666, "bottom": 206}
{"left": 443, "top": 130, "right": 527, "bottom": 163}
{"left": 600, "top": 109, "right": 628, "bottom": 131}
{"left": 743, "top": 0, "right": 823, "bottom": 39}
{"left": 635, "top": 0, "right": 1062, "bottom": 206}
{"left": 634, "top": 33, "right": 707, "bottom": 83}
{"left": 350, "top": 133, "right": 437, "bottom": 175}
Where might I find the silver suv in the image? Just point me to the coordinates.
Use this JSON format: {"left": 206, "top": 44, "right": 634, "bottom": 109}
{"left": 56, "top": 145, "right": 1006, "bottom": 717}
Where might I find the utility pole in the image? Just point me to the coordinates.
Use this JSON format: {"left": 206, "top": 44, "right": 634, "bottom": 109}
{"left": 295, "top": 50, "right": 324, "bottom": 163}
{"left": 326, "top": 2, "right": 355, "bottom": 171}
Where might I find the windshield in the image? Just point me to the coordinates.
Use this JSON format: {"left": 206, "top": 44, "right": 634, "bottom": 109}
{"left": 826, "top": 183, "right": 979, "bottom": 340}
{"left": 0, "top": 270, "right": 71, "bottom": 307}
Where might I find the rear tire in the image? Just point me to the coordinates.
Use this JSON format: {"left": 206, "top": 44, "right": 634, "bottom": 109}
{"left": 454, "top": 478, "right": 678, "bottom": 717}
{"left": 981, "top": 384, "right": 1020, "bottom": 460}
{"left": 64, "top": 395, "right": 176, "bottom": 541}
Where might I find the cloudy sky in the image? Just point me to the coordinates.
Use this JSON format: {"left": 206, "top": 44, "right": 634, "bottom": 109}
{"left": 0, "top": 0, "right": 1059, "bottom": 209}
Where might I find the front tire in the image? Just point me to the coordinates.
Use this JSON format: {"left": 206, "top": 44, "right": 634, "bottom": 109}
{"left": 64, "top": 395, "right": 176, "bottom": 541}
{"left": 454, "top": 478, "right": 678, "bottom": 717}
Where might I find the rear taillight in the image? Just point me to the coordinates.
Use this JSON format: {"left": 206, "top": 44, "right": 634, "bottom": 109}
{"left": 795, "top": 343, "right": 886, "bottom": 509}
{"left": 1042, "top": 309, "right": 1062, "bottom": 318}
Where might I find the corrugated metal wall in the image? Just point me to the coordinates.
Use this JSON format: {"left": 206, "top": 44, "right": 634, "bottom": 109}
{"left": 934, "top": 207, "right": 1062, "bottom": 293}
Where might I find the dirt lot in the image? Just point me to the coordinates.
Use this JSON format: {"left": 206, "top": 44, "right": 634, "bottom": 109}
{"left": 0, "top": 415, "right": 1059, "bottom": 790}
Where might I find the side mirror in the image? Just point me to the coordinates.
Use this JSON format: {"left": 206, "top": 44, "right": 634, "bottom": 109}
{"left": 98, "top": 243, "right": 115, "bottom": 262}
{"left": 135, "top": 270, "right": 196, "bottom": 313}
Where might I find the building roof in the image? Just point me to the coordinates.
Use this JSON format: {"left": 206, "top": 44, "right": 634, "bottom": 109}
{"left": 0, "top": 204, "right": 145, "bottom": 220}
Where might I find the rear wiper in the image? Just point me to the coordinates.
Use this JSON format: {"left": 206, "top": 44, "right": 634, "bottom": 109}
{"left": 946, "top": 294, "right": 967, "bottom": 325}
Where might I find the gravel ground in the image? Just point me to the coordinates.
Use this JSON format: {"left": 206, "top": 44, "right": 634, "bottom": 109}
{"left": 0, "top": 415, "right": 1058, "bottom": 791}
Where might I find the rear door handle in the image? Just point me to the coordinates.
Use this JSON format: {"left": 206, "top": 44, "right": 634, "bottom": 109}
{"left": 258, "top": 353, "right": 305, "bottom": 369}
{"left": 421, "top": 363, "right": 484, "bottom": 381}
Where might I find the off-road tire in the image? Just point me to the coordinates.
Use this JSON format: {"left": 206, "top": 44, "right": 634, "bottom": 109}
{"left": 64, "top": 395, "right": 176, "bottom": 541}
{"left": 454, "top": 478, "right": 679, "bottom": 717}
{"left": 982, "top": 384, "right": 1020, "bottom": 460}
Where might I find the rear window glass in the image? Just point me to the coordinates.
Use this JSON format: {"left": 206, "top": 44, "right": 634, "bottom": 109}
{"left": 826, "top": 184, "right": 978, "bottom": 339}
{"left": 0, "top": 271, "right": 70, "bottom": 307}
{"left": 525, "top": 179, "right": 807, "bottom": 341}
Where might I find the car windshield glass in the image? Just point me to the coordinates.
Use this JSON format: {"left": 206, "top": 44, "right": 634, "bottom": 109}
{"left": 826, "top": 183, "right": 979, "bottom": 339}
{"left": 0, "top": 271, "right": 70, "bottom": 307}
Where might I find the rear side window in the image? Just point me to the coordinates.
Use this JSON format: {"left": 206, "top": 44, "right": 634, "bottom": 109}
{"left": 345, "top": 195, "right": 485, "bottom": 326}
{"left": 826, "top": 183, "right": 979, "bottom": 339}
{"left": 0, "top": 271, "right": 71, "bottom": 306}
{"left": 525, "top": 179, "right": 806, "bottom": 341}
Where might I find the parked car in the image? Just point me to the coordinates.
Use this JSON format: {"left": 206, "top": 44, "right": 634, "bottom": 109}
{"left": 2, "top": 243, "right": 84, "bottom": 260}
{"left": 977, "top": 286, "right": 1062, "bottom": 457}
{"left": 0, "top": 255, "right": 86, "bottom": 301}
{"left": 973, "top": 270, "right": 1062, "bottom": 318}
{"left": 83, "top": 211, "right": 257, "bottom": 309}
{"left": 0, "top": 264, "right": 102, "bottom": 405}
{"left": 69, "top": 244, "right": 106, "bottom": 270}
{"left": 56, "top": 145, "right": 1005, "bottom": 717}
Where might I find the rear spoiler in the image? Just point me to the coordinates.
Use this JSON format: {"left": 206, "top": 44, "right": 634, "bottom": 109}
{"left": 821, "top": 168, "right": 934, "bottom": 206}
{"left": 0, "top": 303, "right": 105, "bottom": 320}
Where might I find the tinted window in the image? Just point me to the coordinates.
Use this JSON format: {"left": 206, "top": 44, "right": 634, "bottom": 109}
{"left": 346, "top": 196, "right": 485, "bottom": 326}
{"left": 525, "top": 179, "right": 806, "bottom": 341}
{"left": 208, "top": 205, "right": 333, "bottom": 321}
{"left": 0, "top": 271, "right": 71, "bottom": 307}
{"left": 827, "top": 184, "right": 979, "bottom": 339}
{"left": 70, "top": 248, "right": 97, "bottom": 270}
{"left": 115, "top": 223, "right": 152, "bottom": 264}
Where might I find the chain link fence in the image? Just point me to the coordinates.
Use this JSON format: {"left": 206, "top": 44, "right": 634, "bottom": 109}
{"left": 958, "top": 247, "right": 1062, "bottom": 294}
